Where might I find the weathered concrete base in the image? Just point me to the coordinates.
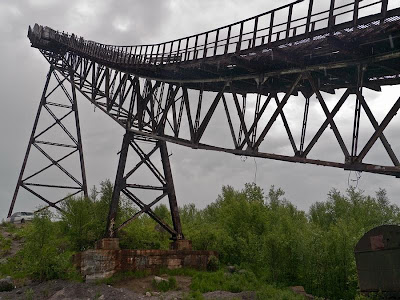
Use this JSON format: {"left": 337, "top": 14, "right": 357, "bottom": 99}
{"left": 170, "top": 239, "right": 192, "bottom": 250}
{"left": 74, "top": 240, "right": 217, "bottom": 282}
{"left": 95, "top": 238, "right": 120, "bottom": 250}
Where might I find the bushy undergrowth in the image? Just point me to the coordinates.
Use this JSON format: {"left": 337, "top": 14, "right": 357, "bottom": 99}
{"left": 1, "top": 179, "right": 398, "bottom": 300}
{"left": 190, "top": 269, "right": 260, "bottom": 293}
{"left": 0, "top": 210, "right": 79, "bottom": 281}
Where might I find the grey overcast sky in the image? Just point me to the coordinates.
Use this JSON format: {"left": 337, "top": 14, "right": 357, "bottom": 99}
{"left": 1, "top": 0, "right": 400, "bottom": 221}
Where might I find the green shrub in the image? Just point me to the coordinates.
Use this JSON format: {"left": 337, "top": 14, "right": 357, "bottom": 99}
{"left": 152, "top": 276, "right": 177, "bottom": 292}
{"left": 0, "top": 210, "right": 79, "bottom": 281}
{"left": 190, "top": 269, "right": 259, "bottom": 293}
{"left": 183, "top": 290, "right": 204, "bottom": 300}
{"left": 206, "top": 255, "right": 219, "bottom": 271}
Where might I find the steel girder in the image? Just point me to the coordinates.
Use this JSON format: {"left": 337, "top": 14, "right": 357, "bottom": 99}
{"left": 41, "top": 50, "right": 400, "bottom": 178}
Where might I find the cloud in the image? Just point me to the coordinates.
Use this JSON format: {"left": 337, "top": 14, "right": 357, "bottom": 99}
{"left": 1, "top": 0, "right": 400, "bottom": 223}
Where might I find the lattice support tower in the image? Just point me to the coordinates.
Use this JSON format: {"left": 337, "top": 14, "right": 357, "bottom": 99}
{"left": 9, "top": 65, "right": 88, "bottom": 217}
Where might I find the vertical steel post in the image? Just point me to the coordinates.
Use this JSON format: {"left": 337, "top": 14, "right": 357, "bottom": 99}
{"left": 381, "top": 0, "right": 388, "bottom": 19}
{"left": 306, "top": 0, "right": 314, "bottom": 35}
{"left": 8, "top": 67, "right": 53, "bottom": 217}
{"left": 106, "top": 131, "right": 131, "bottom": 238}
{"left": 328, "top": 0, "right": 336, "bottom": 31}
{"left": 70, "top": 69, "right": 88, "bottom": 198}
{"left": 159, "top": 140, "right": 184, "bottom": 240}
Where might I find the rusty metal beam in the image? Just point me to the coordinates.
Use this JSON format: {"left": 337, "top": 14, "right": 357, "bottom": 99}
{"left": 356, "top": 97, "right": 400, "bottom": 163}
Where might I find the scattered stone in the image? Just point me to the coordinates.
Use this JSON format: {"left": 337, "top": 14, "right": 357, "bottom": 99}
{"left": 226, "top": 265, "right": 237, "bottom": 273}
{"left": 153, "top": 276, "right": 168, "bottom": 283}
{"left": 145, "top": 291, "right": 152, "bottom": 297}
{"left": 98, "top": 295, "right": 105, "bottom": 300}
{"left": 0, "top": 276, "right": 14, "bottom": 292}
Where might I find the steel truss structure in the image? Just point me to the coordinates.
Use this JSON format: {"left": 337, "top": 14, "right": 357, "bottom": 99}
{"left": 106, "top": 133, "right": 183, "bottom": 239}
{"left": 9, "top": 66, "right": 88, "bottom": 217}
{"left": 10, "top": 0, "right": 400, "bottom": 239}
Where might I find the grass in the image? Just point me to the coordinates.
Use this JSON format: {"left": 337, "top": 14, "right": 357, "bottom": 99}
{"left": 0, "top": 235, "right": 12, "bottom": 257}
{"left": 0, "top": 222, "right": 18, "bottom": 234}
{"left": 183, "top": 291, "right": 204, "bottom": 300}
{"left": 97, "top": 267, "right": 305, "bottom": 299}
{"left": 256, "top": 285, "right": 305, "bottom": 300}
{"left": 190, "top": 269, "right": 260, "bottom": 293}
{"left": 152, "top": 276, "right": 177, "bottom": 292}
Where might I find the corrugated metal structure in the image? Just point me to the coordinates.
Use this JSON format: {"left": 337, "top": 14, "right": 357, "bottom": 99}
{"left": 355, "top": 225, "right": 400, "bottom": 295}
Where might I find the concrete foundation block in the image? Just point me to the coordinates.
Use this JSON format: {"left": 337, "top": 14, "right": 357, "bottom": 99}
{"left": 95, "top": 238, "right": 120, "bottom": 250}
{"left": 75, "top": 246, "right": 217, "bottom": 281}
{"left": 170, "top": 239, "right": 192, "bottom": 250}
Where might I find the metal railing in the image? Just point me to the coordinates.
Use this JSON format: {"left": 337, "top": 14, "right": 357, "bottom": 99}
{"left": 46, "top": 0, "right": 393, "bottom": 66}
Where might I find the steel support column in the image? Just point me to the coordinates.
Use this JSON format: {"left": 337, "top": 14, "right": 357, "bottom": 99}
{"left": 159, "top": 140, "right": 184, "bottom": 240}
{"left": 8, "top": 66, "right": 88, "bottom": 217}
{"left": 106, "top": 132, "right": 184, "bottom": 240}
{"left": 106, "top": 132, "right": 131, "bottom": 238}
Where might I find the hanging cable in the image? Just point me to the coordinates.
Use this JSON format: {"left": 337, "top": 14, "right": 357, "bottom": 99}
{"left": 347, "top": 170, "right": 362, "bottom": 188}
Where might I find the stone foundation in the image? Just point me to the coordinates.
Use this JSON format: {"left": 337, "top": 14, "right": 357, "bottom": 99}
{"left": 74, "top": 240, "right": 217, "bottom": 281}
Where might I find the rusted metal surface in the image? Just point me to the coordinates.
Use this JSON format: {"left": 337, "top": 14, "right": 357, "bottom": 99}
{"left": 10, "top": 0, "right": 400, "bottom": 239}
{"left": 355, "top": 225, "right": 400, "bottom": 294}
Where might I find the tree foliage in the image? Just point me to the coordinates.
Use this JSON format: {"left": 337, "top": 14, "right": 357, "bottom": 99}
{"left": 177, "top": 184, "right": 400, "bottom": 299}
{"left": 1, "top": 180, "right": 399, "bottom": 299}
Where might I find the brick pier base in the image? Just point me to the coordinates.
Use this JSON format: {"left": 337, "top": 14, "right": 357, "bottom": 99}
{"left": 74, "top": 239, "right": 217, "bottom": 282}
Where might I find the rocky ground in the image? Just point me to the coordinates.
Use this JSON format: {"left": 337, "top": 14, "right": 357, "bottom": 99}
{"left": 0, "top": 279, "right": 258, "bottom": 300}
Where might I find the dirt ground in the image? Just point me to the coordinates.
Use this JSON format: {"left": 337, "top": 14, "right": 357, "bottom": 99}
{"left": 0, "top": 224, "right": 24, "bottom": 261}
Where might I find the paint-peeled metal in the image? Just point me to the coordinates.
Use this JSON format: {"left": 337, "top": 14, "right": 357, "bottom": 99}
{"left": 355, "top": 225, "right": 400, "bottom": 294}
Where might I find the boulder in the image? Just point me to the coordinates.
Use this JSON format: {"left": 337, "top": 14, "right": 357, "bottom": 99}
{"left": 226, "top": 265, "right": 236, "bottom": 273}
{"left": 0, "top": 276, "right": 14, "bottom": 292}
{"left": 153, "top": 276, "right": 168, "bottom": 283}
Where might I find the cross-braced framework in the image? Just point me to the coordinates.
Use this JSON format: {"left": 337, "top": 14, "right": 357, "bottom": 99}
{"left": 11, "top": 0, "right": 400, "bottom": 239}
{"left": 43, "top": 52, "right": 400, "bottom": 177}
{"left": 106, "top": 133, "right": 183, "bottom": 239}
{"left": 9, "top": 66, "right": 88, "bottom": 217}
